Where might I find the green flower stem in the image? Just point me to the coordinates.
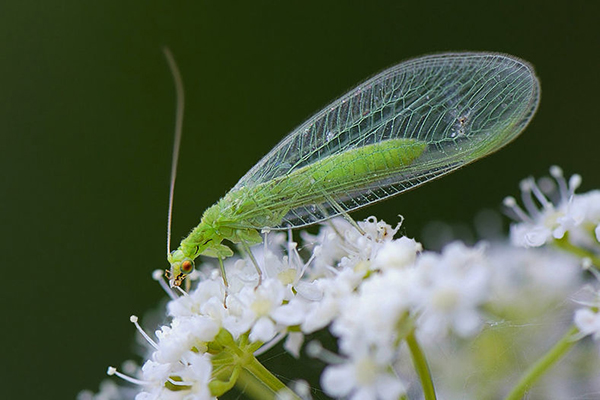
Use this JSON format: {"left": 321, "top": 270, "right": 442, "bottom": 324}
{"left": 504, "top": 325, "right": 579, "bottom": 400}
{"left": 209, "top": 329, "right": 300, "bottom": 399}
{"left": 554, "top": 235, "right": 600, "bottom": 266}
{"left": 236, "top": 352, "right": 301, "bottom": 400}
{"left": 406, "top": 331, "right": 437, "bottom": 400}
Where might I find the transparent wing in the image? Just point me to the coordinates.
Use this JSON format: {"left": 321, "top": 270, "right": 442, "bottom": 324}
{"left": 230, "top": 52, "right": 540, "bottom": 229}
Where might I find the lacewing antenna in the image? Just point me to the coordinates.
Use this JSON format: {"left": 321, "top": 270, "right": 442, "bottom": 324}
{"left": 162, "top": 47, "right": 185, "bottom": 256}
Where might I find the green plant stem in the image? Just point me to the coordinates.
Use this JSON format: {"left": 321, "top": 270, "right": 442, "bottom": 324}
{"left": 554, "top": 236, "right": 600, "bottom": 266}
{"left": 236, "top": 352, "right": 301, "bottom": 400}
{"left": 406, "top": 331, "right": 437, "bottom": 400}
{"left": 504, "top": 325, "right": 579, "bottom": 400}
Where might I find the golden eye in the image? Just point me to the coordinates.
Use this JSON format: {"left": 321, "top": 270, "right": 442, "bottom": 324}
{"left": 181, "top": 259, "right": 194, "bottom": 274}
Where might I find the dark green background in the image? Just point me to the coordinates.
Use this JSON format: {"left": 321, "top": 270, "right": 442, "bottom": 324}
{"left": 2, "top": 1, "right": 598, "bottom": 399}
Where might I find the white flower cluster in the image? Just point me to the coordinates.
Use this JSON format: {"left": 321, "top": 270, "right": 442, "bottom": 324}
{"left": 505, "top": 166, "right": 600, "bottom": 250}
{"left": 80, "top": 167, "right": 600, "bottom": 400}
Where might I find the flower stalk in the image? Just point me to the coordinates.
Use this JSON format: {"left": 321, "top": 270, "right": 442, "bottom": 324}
{"left": 504, "top": 326, "right": 579, "bottom": 400}
{"left": 406, "top": 331, "right": 437, "bottom": 400}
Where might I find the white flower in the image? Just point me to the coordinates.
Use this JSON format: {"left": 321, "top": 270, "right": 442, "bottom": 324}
{"left": 338, "top": 217, "right": 403, "bottom": 273}
{"left": 303, "top": 217, "right": 403, "bottom": 275}
{"left": 565, "top": 190, "right": 600, "bottom": 248}
{"left": 223, "top": 258, "right": 261, "bottom": 293}
{"left": 260, "top": 235, "right": 319, "bottom": 295}
{"left": 154, "top": 316, "right": 220, "bottom": 364}
{"left": 140, "top": 360, "right": 172, "bottom": 386}
{"left": 284, "top": 332, "right": 305, "bottom": 358}
{"left": 331, "top": 268, "right": 415, "bottom": 361}
{"left": 178, "top": 352, "right": 214, "bottom": 399}
{"left": 413, "top": 242, "right": 490, "bottom": 340}
{"left": 574, "top": 308, "right": 600, "bottom": 340}
{"left": 300, "top": 268, "right": 362, "bottom": 334}
{"left": 270, "top": 299, "right": 306, "bottom": 327}
{"left": 135, "top": 351, "right": 214, "bottom": 400}
{"left": 505, "top": 166, "right": 584, "bottom": 247}
{"left": 486, "top": 244, "right": 581, "bottom": 306}
{"left": 301, "top": 218, "right": 357, "bottom": 274}
{"left": 224, "top": 278, "right": 288, "bottom": 341}
{"left": 371, "top": 236, "right": 422, "bottom": 271}
{"left": 168, "top": 279, "right": 226, "bottom": 319}
{"left": 321, "top": 351, "right": 405, "bottom": 400}
{"left": 135, "top": 362, "right": 179, "bottom": 400}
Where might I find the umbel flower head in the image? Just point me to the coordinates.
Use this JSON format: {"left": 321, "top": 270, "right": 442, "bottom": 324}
{"left": 80, "top": 167, "right": 600, "bottom": 400}
{"left": 504, "top": 165, "right": 600, "bottom": 249}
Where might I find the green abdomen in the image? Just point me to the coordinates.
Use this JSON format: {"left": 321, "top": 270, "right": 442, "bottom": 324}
{"left": 219, "top": 138, "right": 426, "bottom": 229}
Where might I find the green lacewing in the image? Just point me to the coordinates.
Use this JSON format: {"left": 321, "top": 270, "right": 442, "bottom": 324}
{"left": 167, "top": 52, "right": 540, "bottom": 286}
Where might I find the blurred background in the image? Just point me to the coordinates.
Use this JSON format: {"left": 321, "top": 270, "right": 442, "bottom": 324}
{"left": 1, "top": 1, "right": 598, "bottom": 398}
